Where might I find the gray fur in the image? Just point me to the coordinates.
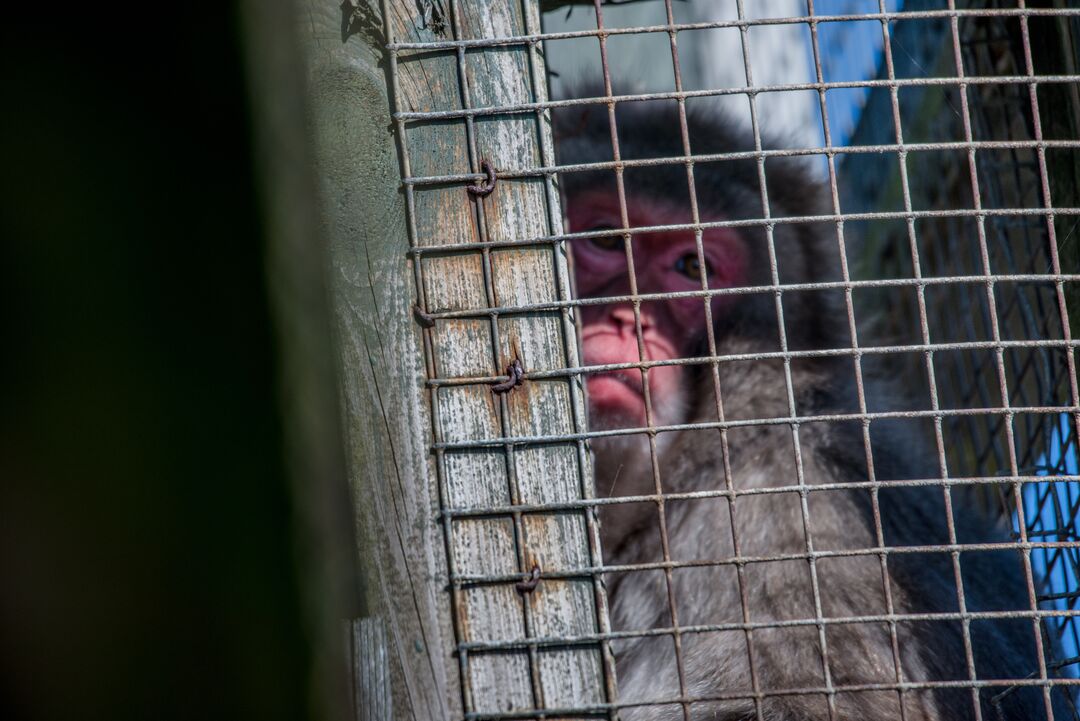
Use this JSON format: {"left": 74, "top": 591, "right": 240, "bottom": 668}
{"left": 556, "top": 99, "right": 1066, "bottom": 720}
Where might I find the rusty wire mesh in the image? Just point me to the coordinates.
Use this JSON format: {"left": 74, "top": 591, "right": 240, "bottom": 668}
{"left": 840, "top": 0, "right": 1080, "bottom": 697}
{"left": 385, "top": 0, "right": 1080, "bottom": 718}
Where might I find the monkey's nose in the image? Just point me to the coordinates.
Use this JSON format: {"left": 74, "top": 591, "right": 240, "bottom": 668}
{"left": 609, "top": 305, "right": 652, "bottom": 334}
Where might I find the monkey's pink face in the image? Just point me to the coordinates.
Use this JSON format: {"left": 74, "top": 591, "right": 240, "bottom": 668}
{"left": 569, "top": 191, "right": 747, "bottom": 428}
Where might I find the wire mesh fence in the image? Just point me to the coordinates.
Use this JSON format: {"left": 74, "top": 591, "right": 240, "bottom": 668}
{"left": 383, "top": 0, "right": 1080, "bottom": 718}
{"left": 840, "top": 0, "right": 1080, "bottom": 697}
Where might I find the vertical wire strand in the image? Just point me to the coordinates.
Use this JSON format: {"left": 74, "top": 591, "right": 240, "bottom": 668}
{"left": 656, "top": 0, "right": 703, "bottom": 716}
{"left": 734, "top": 1, "right": 836, "bottom": 717}
{"left": 946, "top": 3, "right": 1000, "bottom": 717}
{"left": 874, "top": 4, "right": 979, "bottom": 717}
{"left": 447, "top": 0, "right": 548, "bottom": 709}
{"left": 660, "top": 1, "right": 766, "bottom": 718}
{"left": 378, "top": 0, "right": 475, "bottom": 714}
{"left": 807, "top": 2, "right": 909, "bottom": 718}
{"left": 590, "top": 3, "right": 692, "bottom": 717}
{"left": 527, "top": 0, "right": 619, "bottom": 713}
{"left": 1021, "top": 0, "right": 1080, "bottom": 694}
{"left": 1015, "top": 1, "right": 1072, "bottom": 715}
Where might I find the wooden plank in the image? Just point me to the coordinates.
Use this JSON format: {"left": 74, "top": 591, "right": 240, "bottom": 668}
{"left": 240, "top": 3, "right": 383, "bottom": 721}
{"left": 384, "top": 0, "right": 613, "bottom": 716}
{"left": 294, "top": 0, "right": 612, "bottom": 716}
{"left": 349, "top": 618, "right": 393, "bottom": 721}
{"left": 297, "top": 1, "right": 462, "bottom": 719}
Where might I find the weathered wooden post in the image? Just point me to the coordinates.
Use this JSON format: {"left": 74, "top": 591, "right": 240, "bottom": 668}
{"left": 247, "top": 0, "right": 615, "bottom": 718}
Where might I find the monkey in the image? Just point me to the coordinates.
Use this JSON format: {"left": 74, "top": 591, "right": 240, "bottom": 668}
{"left": 554, "top": 98, "right": 1070, "bottom": 721}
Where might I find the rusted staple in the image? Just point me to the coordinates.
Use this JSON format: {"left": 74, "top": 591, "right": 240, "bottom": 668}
{"left": 491, "top": 358, "right": 524, "bottom": 394}
{"left": 465, "top": 159, "right": 497, "bottom": 197}
{"left": 515, "top": 564, "right": 541, "bottom": 594}
{"left": 413, "top": 304, "right": 436, "bottom": 328}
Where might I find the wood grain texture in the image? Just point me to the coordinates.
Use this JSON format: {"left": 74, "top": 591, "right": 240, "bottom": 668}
{"left": 300, "top": 1, "right": 460, "bottom": 719}
{"left": 389, "top": 0, "right": 613, "bottom": 715}
{"left": 349, "top": 618, "right": 393, "bottom": 721}
{"left": 302, "top": 0, "right": 613, "bottom": 717}
{"left": 241, "top": 3, "right": 373, "bottom": 720}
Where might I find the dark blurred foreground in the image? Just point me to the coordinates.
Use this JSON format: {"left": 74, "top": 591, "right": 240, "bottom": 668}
{"left": 1, "top": 6, "right": 318, "bottom": 720}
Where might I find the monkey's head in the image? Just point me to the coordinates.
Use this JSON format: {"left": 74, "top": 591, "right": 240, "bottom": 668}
{"left": 555, "top": 99, "right": 842, "bottom": 433}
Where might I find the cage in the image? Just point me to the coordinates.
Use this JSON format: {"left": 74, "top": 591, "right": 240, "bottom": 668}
{"left": 304, "top": 1, "right": 1080, "bottom": 719}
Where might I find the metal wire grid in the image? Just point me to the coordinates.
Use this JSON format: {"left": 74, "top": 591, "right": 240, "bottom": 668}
{"left": 954, "top": 4, "right": 1080, "bottom": 686}
{"left": 841, "top": 0, "right": 1080, "bottom": 690}
{"left": 383, "top": 1, "right": 1080, "bottom": 718}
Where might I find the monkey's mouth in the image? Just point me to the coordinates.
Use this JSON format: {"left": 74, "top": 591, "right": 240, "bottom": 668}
{"left": 588, "top": 369, "right": 644, "bottom": 394}
{"left": 585, "top": 371, "right": 648, "bottom": 423}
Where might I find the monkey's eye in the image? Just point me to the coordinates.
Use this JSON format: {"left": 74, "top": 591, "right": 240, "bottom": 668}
{"left": 675, "top": 253, "right": 712, "bottom": 281}
{"left": 587, "top": 225, "right": 622, "bottom": 251}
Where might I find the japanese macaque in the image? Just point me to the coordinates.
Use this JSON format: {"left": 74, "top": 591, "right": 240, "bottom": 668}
{"left": 555, "top": 100, "right": 1067, "bottom": 720}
